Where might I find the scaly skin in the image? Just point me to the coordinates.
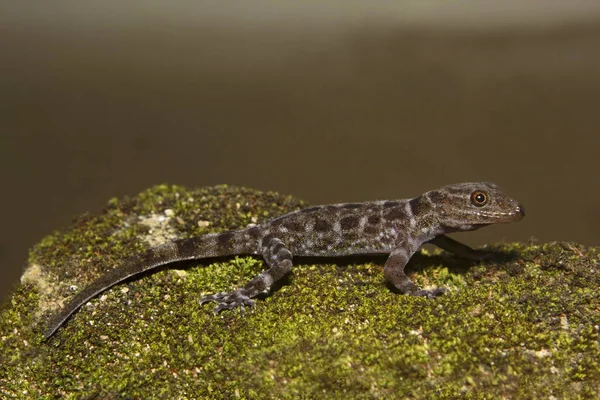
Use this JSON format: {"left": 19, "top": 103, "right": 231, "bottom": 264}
{"left": 44, "top": 182, "right": 525, "bottom": 339}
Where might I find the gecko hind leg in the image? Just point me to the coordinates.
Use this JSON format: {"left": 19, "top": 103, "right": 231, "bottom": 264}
{"left": 200, "top": 237, "right": 293, "bottom": 313}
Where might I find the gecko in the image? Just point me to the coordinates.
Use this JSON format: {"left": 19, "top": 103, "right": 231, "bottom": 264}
{"left": 44, "top": 182, "right": 525, "bottom": 338}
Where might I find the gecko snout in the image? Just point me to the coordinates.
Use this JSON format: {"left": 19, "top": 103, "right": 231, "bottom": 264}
{"left": 514, "top": 203, "right": 525, "bottom": 219}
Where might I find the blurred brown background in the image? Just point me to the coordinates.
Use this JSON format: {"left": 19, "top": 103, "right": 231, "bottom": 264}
{"left": 2, "top": 2, "right": 600, "bottom": 302}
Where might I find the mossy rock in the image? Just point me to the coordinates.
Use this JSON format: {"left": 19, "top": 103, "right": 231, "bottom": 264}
{"left": 1, "top": 184, "right": 599, "bottom": 399}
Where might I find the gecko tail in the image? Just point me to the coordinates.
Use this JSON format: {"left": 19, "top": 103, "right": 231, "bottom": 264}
{"left": 44, "top": 230, "right": 256, "bottom": 339}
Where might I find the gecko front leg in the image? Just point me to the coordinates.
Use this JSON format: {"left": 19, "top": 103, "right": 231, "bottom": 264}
{"left": 200, "top": 237, "right": 293, "bottom": 312}
{"left": 429, "top": 235, "right": 495, "bottom": 261}
{"left": 383, "top": 239, "right": 448, "bottom": 299}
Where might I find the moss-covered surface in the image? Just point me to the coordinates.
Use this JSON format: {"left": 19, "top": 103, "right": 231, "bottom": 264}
{"left": 1, "top": 184, "right": 599, "bottom": 399}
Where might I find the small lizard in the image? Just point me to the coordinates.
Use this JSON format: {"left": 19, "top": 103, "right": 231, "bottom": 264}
{"left": 44, "top": 182, "right": 524, "bottom": 338}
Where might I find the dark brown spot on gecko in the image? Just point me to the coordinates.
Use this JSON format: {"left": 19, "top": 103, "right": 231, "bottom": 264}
{"left": 247, "top": 226, "right": 261, "bottom": 239}
{"left": 364, "top": 225, "right": 379, "bottom": 235}
{"left": 340, "top": 216, "right": 359, "bottom": 230}
{"left": 409, "top": 198, "right": 425, "bottom": 216}
{"left": 315, "top": 218, "right": 330, "bottom": 232}
{"left": 217, "top": 231, "right": 235, "bottom": 247}
{"left": 427, "top": 191, "right": 443, "bottom": 203}
{"left": 384, "top": 206, "right": 406, "bottom": 220}
{"left": 175, "top": 239, "right": 196, "bottom": 258}
{"left": 446, "top": 187, "right": 466, "bottom": 195}
{"left": 341, "top": 203, "right": 363, "bottom": 209}
{"left": 368, "top": 215, "right": 381, "bottom": 225}
{"left": 383, "top": 200, "right": 399, "bottom": 208}
{"left": 283, "top": 221, "right": 303, "bottom": 232}
{"left": 142, "top": 249, "right": 161, "bottom": 264}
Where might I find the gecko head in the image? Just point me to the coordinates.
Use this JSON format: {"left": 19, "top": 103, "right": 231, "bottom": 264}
{"left": 428, "top": 182, "right": 525, "bottom": 231}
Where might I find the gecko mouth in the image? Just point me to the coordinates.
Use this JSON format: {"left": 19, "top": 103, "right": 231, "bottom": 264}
{"left": 471, "top": 204, "right": 525, "bottom": 223}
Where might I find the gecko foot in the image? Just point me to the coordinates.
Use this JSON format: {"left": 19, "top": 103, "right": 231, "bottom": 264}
{"left": 411, "top": 287, "right": 449, "bottom": 299}
{"left": 199, "top": 289, "right": 256, "bottom": 313}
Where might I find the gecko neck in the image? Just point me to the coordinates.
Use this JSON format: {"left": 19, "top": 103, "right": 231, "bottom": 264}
{"left": 402, "top": 195, "right": 443, "bottom": 243}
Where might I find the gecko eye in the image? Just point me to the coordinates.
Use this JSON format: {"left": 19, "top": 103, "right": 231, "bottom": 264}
{"left": 470, "top": 191, "right": 488, "bottom": 207}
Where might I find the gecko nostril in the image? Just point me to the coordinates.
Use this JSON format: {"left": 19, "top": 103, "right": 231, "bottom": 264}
{"left": 516, "top": 204, "right": 525, "bottom": 217}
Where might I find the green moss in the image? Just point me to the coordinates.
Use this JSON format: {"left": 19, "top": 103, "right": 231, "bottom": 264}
{"left": 1, "top": 185, "right": 599, "bottom": 398}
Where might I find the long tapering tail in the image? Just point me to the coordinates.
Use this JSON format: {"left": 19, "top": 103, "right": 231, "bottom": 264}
{"left": 44, "top": 230, "right": 257, "bottom": 339}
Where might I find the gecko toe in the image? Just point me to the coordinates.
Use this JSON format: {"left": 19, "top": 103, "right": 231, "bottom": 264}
{"left": 199, "top": 292, "right": 227, "bottom": 305}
